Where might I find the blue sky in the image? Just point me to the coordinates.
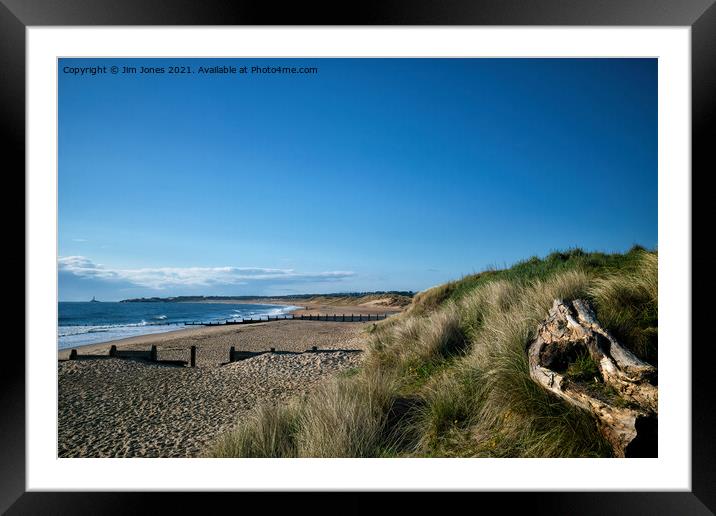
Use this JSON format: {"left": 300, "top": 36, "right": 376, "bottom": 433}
{"left": 58, "top": 58, "right": 657, "bottom": 301}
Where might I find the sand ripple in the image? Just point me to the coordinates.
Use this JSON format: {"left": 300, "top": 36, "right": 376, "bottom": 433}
{"left": 58, "top": 322, "right": 369, "bottom": 457}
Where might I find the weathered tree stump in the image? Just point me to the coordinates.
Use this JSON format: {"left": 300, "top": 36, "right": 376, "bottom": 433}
{"left": 527, "top": 299, "right": 658, "bottom": 457}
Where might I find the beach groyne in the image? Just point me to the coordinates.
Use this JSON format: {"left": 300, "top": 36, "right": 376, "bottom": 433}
{"left": 64, "top": 344, "right": 191, "bottom": 367}
{"left": 183, "top": 312, "right": 391, "bottom": 327}
{"left": 63, "top": 343, "right": 360, "bottom": 369}
{"left": 57, "top": 317, "right": 371, "bottom": 368}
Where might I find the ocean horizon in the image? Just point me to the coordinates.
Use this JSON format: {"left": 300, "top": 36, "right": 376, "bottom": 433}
{"left": 57, "top": 301, "right": 300, "bottom": 349}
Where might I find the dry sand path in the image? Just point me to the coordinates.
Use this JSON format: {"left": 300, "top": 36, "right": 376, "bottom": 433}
{"left": 58, "top": 320, "right": 373, "bottom": 457}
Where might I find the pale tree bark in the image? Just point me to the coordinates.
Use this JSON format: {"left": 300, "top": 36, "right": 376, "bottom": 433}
{"left": 527, "top": 299, "right": 657, "bottom": 457}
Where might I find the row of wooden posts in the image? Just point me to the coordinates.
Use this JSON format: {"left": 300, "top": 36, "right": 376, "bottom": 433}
{"left": 68, "top": 344, "right": 197, "bottom": 367}
{"left": 184, "top": 312, "right": 390, "bottom": 326}
{"left": 66, "top": 344, "right": 327, "bottom": 366}
{"left": 296, "top": 313, "right": 389, "bottom": 322}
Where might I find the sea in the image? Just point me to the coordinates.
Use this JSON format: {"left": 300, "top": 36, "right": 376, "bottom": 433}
{"left": 57, "top": 301, "right": 300, "bottom": 349}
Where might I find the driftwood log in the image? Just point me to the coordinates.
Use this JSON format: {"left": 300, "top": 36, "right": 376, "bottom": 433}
{"left": 527, "top": 299, "right": 658, "bottom": 457}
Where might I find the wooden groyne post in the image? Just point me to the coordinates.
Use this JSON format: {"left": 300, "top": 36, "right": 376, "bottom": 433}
{"left": 150, "top": 345, "right": 157, "bottom": 362}
{"left": 190, "top": 345, "right": 196, "bottom": 367}
{"left": 229, "top": 346, "right": 235, "bottom": 363}
{"left": 109, "top": 345, "right": 117, "bottom": 357}
{"left": 284, "top": 311, "right": 392, "bottom": 324}
{"left": 69, "top": 349, "right": 77, "bottom": 360}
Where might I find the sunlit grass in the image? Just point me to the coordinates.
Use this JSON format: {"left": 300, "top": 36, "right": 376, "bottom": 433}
{"left": 207, "top": 247, "right": 657, "bottom": 458}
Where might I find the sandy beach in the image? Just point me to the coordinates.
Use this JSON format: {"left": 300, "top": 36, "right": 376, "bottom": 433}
{"left": 58, "top": 317, "right": 380, "bottom": 457}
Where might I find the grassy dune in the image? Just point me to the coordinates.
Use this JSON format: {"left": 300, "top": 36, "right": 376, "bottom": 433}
{"left": 207, "top": 247, "right": 657, "bottom": 458}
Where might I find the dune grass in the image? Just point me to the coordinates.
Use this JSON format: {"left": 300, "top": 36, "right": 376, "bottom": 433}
{"left": 589, "top": 251, "right": 658, "bottom": 363}
{"left": 207, "top": 247, "right": 657, "bottom": 458}
{"left": 207, "top": 370, "right": 403, "bottom": 458}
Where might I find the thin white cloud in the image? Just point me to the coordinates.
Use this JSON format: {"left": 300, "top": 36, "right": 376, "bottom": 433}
{"left": 71, "top": 238, "right": 88, "bottom": 242}
{"left": 58, "top": 256, "right": 354, "bottom": 290}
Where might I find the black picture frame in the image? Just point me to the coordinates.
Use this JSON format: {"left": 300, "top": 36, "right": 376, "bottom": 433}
{"left": 4, "top": 1, "right": 714, "bottom": 513}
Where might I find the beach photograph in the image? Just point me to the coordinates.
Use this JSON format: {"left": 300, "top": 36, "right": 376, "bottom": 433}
{"left": 58, "top": 57, "right": 657, "bottom": 459}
